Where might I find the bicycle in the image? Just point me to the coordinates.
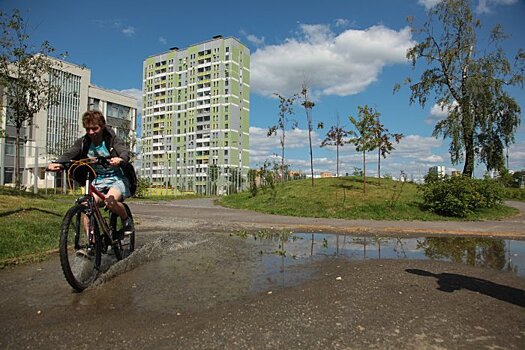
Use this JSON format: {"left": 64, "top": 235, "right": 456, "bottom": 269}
{"left": 51, "top": 157, "right": 135, "bottom": 292}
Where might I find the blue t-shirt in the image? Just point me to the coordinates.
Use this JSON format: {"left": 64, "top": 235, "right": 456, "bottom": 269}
{"left": 87, "top": 141, "right": 125, "bottom": 181}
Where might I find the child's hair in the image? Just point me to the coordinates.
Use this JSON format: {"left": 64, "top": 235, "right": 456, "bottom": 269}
{"left": 82, "top": 110, "right": 106, "bottom": 128}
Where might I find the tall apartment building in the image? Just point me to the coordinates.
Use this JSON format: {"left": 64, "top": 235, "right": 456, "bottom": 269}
{"left": 141, "top": 36, "right": 250, "bottom": 195}
{"left": 0, "top": 57, "right": 137, "bottom": 188}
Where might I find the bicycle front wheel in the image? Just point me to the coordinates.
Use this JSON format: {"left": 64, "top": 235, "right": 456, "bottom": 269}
{"left": 59, "top": 204, "right": 101, "bottom": 292}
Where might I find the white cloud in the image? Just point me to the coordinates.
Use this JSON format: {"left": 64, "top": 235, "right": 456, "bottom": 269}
{"left": 335, "top": 19, "right": 350, "bottom": 28}
{"left": 507, "top": 140, "right": 525, "bottom": 170}
{"left": 426, "top": 101, "right": 458, "bottom": 124}
{"left": 418, "top": 0, "right": 518, "bottom": 13}
{"left": 251, "top": 24, "right": 415, "bottom": 97}
{"left": 418, "top": 0, "right": 441, "bottom": 10}
{"left": 122, "top": 26, "right": 135, "bottom": 37}
{"left": 247, "top": 34, "right": 265, "bottom": 46}
{"left": 93, "top": 19, "right": 135, "bottom": 37}
{"left": 476, "top": 0, "right": 518, "bottom": 14}
{"left": 249, "top": 126, "right": 322, "bottom": 165}
{"left": 429, "top": 103, "right": 448, "bottom": 119}
{"left": 159, "top": 37, "right": 167, "bottom": 45}
{"left": 395, "top": 134, "right": 443, "bottom": 159}
{"left": 240, "top": 30, "right": 265, "bottom": 47}
{"left": 115, "top": 88, "right": 142, "bottom": 115}
{"left": 341, "top": 134, "right": 446, "bottom": 177}
{"left": 249, "top": 125, "right": 449, "bottom": 177}
{"left": 420, "top": 154, "right": 445, "bottom": 162}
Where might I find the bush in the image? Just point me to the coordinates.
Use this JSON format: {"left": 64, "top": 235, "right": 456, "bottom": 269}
{"left": 504, "top": 187, "right": 525, "bottom": 201}
{"left": 419, "top": 176, "right": 504, "bottom": 217}
{"left": 248, "top": 169, "right": 258, "bottom": 197}
{"left": 135, "top": 177, "right": 150, "bottom": 198}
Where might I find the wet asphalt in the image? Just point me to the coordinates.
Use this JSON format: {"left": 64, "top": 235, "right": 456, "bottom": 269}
{"left": 0, "top": 199, "right": 524, "bottom": 349}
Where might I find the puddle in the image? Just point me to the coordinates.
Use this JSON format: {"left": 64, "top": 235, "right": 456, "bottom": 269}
{"left": 75, "top": 232, "right": 524, "bottom": 315}
{"left": 244, "top": 232, "right": 525, "bottom": 292}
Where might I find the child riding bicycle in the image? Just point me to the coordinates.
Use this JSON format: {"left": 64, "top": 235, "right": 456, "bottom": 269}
{"left": 47, "top": 110, "right": 134, "bottom": 234}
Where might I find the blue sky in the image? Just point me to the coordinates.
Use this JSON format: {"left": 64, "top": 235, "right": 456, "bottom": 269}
{"left": 2, "top": 0, "right": 524, "bottom": 179}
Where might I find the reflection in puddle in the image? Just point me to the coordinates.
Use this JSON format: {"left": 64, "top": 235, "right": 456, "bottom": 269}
{"left": 243, "top": 232, "right": 525, "bottom": 291}
{"left": 78, "top": 232, "right": 524, "bottom": 314}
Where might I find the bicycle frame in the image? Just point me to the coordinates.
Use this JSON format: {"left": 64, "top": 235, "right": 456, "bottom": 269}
{"left": 80, "top": 173, "right": 115, "bottom": 247}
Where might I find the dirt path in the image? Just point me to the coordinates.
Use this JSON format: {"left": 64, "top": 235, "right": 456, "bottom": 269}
{"left": 129, "top": 199, "right": 525, "bottom": 239}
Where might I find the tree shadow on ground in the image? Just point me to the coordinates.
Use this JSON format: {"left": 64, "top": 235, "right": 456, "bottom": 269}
{"left": 331, "top": 183, "right": 361, "bottom": 191}
{"left": 406, "top": 268, "right": 525, "bottom": 308}
{"left": 331, "top": 177, "right": 368, "bottom": 191}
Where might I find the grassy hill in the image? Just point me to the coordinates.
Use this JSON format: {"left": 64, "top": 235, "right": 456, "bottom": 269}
{"left": 219, "top": 176, "right": 517, "bottom": 221}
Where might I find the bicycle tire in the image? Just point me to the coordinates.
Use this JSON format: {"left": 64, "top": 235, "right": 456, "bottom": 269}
{"left": 110, "top": 203, "right": 135, "bottom": 261}
{"left": 59, "top": 204, "right": 101, "bottom": 292}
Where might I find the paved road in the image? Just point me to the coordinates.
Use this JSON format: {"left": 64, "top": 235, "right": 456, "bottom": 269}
{"left": 1, "top": 199, "right": 524, "bottom": 349}
{"left": 130, "top": 198, "right": 525, "bottom": 239}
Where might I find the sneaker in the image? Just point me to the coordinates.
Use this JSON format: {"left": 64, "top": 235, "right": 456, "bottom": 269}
{"left": 76, "top": 247, "right": 93, "bottom": 258}
{"left": 122, "top": 217, "right": 134, "bottom": 235}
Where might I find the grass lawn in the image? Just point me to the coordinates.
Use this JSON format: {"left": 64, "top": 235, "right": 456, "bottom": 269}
{"left": 219, "top": 176, "right": 518, "bottom": 221}
{"left": 0, "top": 187, "right": 73, "bottom": 266}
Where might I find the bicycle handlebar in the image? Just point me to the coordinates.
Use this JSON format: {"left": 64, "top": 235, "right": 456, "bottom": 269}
{"left": 47, "top": 156, "right": 112, "bottom": 172}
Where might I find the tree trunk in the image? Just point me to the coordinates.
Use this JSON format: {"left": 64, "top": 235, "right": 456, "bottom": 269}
{"left": 377, "top": 148, "right": 381, "bottom": 186}
{"left": 308, "top": 124, "right": 314, "bottom": 186}
{"left": 281, "top": 132, "right": 285, "bottom": 183}
{"left": 15, "top": 127, "right": 21, "bottom": 189}
{"left": 362, "top": 150, "right": 366, "bottom": 193}
{"left": 462, "top": 142, "right": 475, "bottom": 177}
{"left": 462, "top": 111, "right": 475, "bottom": 177}
{"left": 336, "top": 144, "right": 339, "bottom": 177}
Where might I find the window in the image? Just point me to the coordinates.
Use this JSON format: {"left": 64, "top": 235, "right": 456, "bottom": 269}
{"left": 5, "top": 141, "right": 24, "bottom": 156}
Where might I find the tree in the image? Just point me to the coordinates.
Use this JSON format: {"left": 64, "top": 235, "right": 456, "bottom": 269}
{"left": 321, "top": 114, "right": 348, "bottom": 177}
{"left": 267, "top": 93, "right": 298, "bottom": 182}
{"left": 347, "top": 105, "right": 379, "bottom": 193}
{"left": 300, "top": 85, "right": 317, "bottom": 187}
{"left": 208, "top": 164, "right": 219, "bottom": 195}
{"left": 398, "top": 0, "right": 524, "bottom": 177}
{"left": 373, "top": 115, "right": 403, "bottom": 185}
{"left": 0, "top": 9, "right": 64, "bottom": 188}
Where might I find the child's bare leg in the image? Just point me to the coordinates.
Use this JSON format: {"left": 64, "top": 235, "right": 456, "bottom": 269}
{"left": 104, "top": 187, "right": 128, "bottom": 221}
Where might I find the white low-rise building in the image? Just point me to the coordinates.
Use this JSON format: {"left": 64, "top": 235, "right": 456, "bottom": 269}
{"left": 0, "top": 57, "right": 137, "bottom": 190}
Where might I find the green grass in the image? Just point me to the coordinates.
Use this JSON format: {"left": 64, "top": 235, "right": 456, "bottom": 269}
{"left": 504, "top": 187, "right": 525, "bottom": 201}
{"left": 219, "top": 176, "right": 518, "bottom": 221}
{"left": 0, "top": 187, "right": 73, "bottom": 266}
{"left": 0, "top": 186, "right": 210, "bottom": 266}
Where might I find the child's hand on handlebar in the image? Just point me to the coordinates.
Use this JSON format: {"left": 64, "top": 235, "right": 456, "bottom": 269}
{"left": 47, "top": 163, "right": 63, "bottom": 172}
{"left": 109, "top": 157, "right": 123, "bottom": 167}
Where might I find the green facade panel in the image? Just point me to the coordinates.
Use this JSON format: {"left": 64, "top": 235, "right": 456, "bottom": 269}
{"left": 142, "top": 36, "right": 250, "bottom": 194}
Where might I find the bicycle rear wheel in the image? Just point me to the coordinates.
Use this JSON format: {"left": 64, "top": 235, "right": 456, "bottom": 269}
{"left": 59, "top": 204, "right": 101, "bottom": 292}
{"left": 110, "top": 203, "right": 135, "bottom": 260}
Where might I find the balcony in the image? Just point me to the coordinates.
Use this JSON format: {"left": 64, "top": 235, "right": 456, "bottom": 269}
{"left": 197, "top": 82, "right": 211, "bottom": 90}
{"left": 197, "top": 60, "right": 212, "bottom": 69}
